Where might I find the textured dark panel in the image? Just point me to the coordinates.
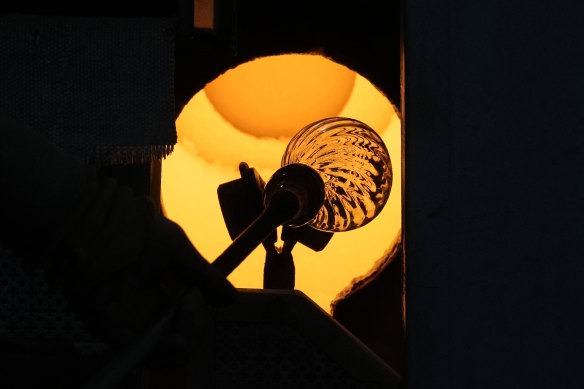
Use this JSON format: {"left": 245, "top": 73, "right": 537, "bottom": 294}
{"left": 405, "top": 1, "right": 584, "bottom": 387}
{"left": 0, "top": 15, "right": 176, "bottom": 164}
{"left": 214, "top": 321, "right": 380, "bottom": 389}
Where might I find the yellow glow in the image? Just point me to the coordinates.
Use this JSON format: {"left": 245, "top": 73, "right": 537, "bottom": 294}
{"left": 205, "top": 54, "right": 356, "bottom": 138}
{"left": 162, "top": 54, "right": 401, "bottom": 312}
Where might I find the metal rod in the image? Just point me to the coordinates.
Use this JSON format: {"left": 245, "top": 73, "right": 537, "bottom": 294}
{"left": 212, "top": 191, "right": 298, "bottom": 276}
{"left": 82, "top": 164, "right": 323, "bottom": 388}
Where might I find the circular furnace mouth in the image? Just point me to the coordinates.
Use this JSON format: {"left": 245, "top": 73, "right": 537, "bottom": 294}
{"left": 162, "top": 53, "right": 401, "bottom": 313}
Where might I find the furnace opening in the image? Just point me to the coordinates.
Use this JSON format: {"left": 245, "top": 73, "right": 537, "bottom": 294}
{"left": 161, "top": 53, "right": 401, "bottom": 313}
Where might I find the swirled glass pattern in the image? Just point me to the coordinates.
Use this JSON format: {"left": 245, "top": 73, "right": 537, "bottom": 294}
{"left": 281, "top": 117, "right": 392, "bottom": 232}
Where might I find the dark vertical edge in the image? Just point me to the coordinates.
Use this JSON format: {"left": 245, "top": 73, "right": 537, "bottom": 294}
{"left": 150, "top": 159, "right": 162, "bottom": 214}
{"left": 399, "top": 0, "right": 408, "bottom": 384}
{"left": 177, "top": 0, "right": 195, "bottom": 37}
{"left": 403, "top": 0, "right": 453, "bottom": 387}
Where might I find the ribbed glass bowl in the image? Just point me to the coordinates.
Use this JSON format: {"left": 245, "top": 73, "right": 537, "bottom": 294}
{"left": 281, "top": 117, "right": 392, "bottom": 232}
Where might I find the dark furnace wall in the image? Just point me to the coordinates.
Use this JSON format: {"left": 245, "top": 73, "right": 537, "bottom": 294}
{"left": 405, "top": 1, "right": 584, "bottom": 388}
{"left": 2, "top": 0, "right": 405, "bottom": 381}
{"left": 4, "top": 0, "right": 401, "bottom": 128}
{"left": 9, "top": 0, "right": 583, "bottom": 387}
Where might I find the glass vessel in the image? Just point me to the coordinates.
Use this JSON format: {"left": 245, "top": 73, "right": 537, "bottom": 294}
{"left": 281, "top": 117, "right": 392, "bottom": 232}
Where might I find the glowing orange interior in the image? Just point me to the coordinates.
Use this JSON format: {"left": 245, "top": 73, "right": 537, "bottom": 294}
{"left": 162, "top": 54, "right": 401, "bottom": 312}
{"left": 205, "top": 54, "right": 356, "bottom": 138}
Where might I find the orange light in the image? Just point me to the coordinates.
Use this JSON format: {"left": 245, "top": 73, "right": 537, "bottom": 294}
{"left": 162, "top": 54, "right": 401, "bottom": 312}
{"left": 205, "top": 54, "right": 356, "bottom": 138}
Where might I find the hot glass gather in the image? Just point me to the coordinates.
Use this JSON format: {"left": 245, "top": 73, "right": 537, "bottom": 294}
{"left": 281, "top": 117, "right": 392, "bottom": 232}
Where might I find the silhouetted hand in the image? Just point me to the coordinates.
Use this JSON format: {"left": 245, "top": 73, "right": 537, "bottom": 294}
{"left": 47, "top": 175, "right": 235, "bottom": 350}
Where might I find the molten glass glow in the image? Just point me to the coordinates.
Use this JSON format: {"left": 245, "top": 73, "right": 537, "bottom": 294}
{"left": 205, "top": 55, "right": 356, "bottom": 138}
{"left": 162, "top": 54, "right": 401, "bottom": 312}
